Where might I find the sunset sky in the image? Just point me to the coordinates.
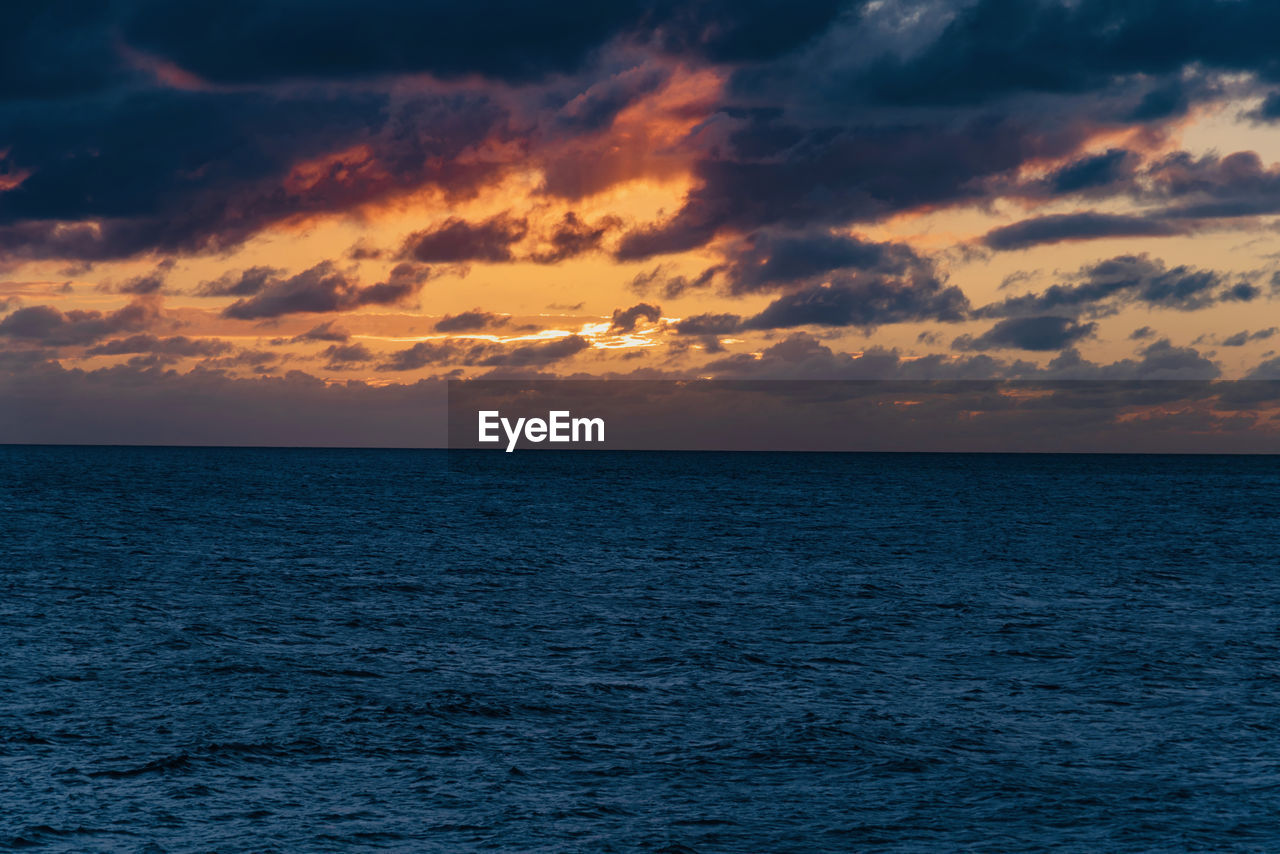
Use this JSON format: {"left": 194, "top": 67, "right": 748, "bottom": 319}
{"left": 6, "top": 0, "right": 1280, "bottom": 442}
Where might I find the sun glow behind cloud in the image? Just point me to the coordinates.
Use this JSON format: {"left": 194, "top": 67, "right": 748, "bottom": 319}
{"left": 5, "top": 0, "right": 1280, "bottom": 410}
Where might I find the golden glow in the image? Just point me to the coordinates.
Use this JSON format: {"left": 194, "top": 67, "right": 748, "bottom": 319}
{"left": 7, "top": 90, "right": 1280, "bottom": 382}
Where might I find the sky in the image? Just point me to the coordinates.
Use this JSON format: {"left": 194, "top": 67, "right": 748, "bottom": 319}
{"left": 6, "top": 0, "right": 1280, "bottom": 445}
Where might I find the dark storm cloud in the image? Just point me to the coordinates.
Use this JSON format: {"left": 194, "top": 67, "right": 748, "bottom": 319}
{"left": 434, "top": 310, "right": 511, "bottom": 333}
{"left": 953, "top": 316, "right": 1098, "bottom": 352}
{"left": 555, "top": 67, "right": 670, "bottom": 132}
{"left": 0, "top": 89, "right": 505, "bottom": 263}
{"left": 1128, "top": 79, "right": 1195, "bottom": 121}
{"left": 609, "top": 303, "right": 661, "bottom": 332}
{"left": 116, "top": 0, "right": 847, "bottom": 86}
{"left": 975, "top": 254, "right": 1258, "bottom": 319}
{"left": 8, "top": 0, "right": 1280, "bottom": 273}
{"left": 0, "top": 2, "right": 142, "bottom": 99}
{"left": 982, "top": 213, "right": 1183, "bottom": 251}
{"left": 222, "top": 262, "right": 432, "bottom": 320}
{"left": 616, "top": 116, "right": 1089, "bottom": 260}
{"left": 1037, "top": 149, "right": 1141, "bottom": 196}
{"left": 0, "top": 299, "right": 159, "bottom": 345}
{"left": 121, "top": 1, "right": 646, "bottom": 85}
{"left": 1, "top": 1, "right": 850, "bottom": 265}
{"left": 1248, "top": 92, "right": 1280, "bottom": 123}
{"left": 847, "top": 0, "right": 1280, "bottom": 108}
{"left": 605, "top": 0, "right": 1280, "bottom": 260}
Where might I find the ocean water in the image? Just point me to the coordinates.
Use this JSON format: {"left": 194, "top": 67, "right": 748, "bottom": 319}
{"left": 4, "top": 446, "right": 1280, "bottom": 853}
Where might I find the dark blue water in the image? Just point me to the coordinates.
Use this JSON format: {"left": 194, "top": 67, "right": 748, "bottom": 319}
{"left": 4, "top": 447, "right": 1280, "bottom": 852}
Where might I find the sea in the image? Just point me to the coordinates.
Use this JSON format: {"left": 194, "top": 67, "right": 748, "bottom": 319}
{"left": 4, "top": 446, "right": 1280, "bottom": 852}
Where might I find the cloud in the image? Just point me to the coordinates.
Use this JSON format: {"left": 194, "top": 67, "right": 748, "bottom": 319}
{"left": 744, "top": 275, "right": 970, "bottom": 330}
{"left": 478, "top": 334, "right": 591, "bottom": 367}
{"left": 401, "top": 213, "right": 529, "bottom": 263}
{"left": 974, "top": 254, "right": 1258, "bottom": 318}
{"left": 953, "top": 316, "right": 1098, "bottom": 351}
{"left": 674, "top": 313, "right": 742, "bottom": 335}
{"left": 291, "top": 320, "right": 350, "bottom": 342}
{"left": 8, "top": 0, "right": 1280, "bottom": 275}
{"left": 698, "top": 331, "right": 1222, "bottom": 382}
{"left": 1012, "top": 149, "right": 1142, "bottom": 198}
{"left": 196, "top": 266, "right": 283, "bottom": 297}
{"left": 1221, "top": 327, "right": 1278, "bottom": 347}
{"left": 222, "top": 261, "right": 432, "bottom": 319}
{"left": 118, "top": 1, "right": 846, "bottom": 86}
{"left": 629, "top": 264, "right": 720, "bottom": 298}
{"left": 0, "top": 1, "right": 856, "bottom": 267}
{"left": 378, "top": 334, "right": 590, "bottom": 371}
{"left": 319, "top": 342, "right": 375, "bottom": 369}
{"left": 1144, "top": 151, "right": 1280, "bottom": 219}
{"left": 844, "top": 0, "right": 1280, "bottom": 108}
{"left": 434, "top": 310, "right": 510, "bottom": 333}
{"left": 0, "top": 361, "right": 449, "bottom": 447}
{"left": 1049, "top": 149, "right": 1140, "bottom": 193}
{"left": 1248, "top": 92, "right": 1280, "bottom": 123}
{"left": 704, "top": 333, "right": 1008, "bottom": 380}
{"left": 982, "top": 212, "right": 1183, "bottom": 250}
{"left": 717, "top": 229, "right": 937, "bottom": 295}
{"left": 988, "top": 149, "right": 1280, "bottom": 238}
{"left": 609, "top": 302, "right": 661, "bottom": 332}
{"left": 615, "top": 115, "right": 1086, "bottom": 259}
{"left": 555, "top": 67, "right": 670, "bottom": 132}
{"left": 528, "top": 212, "right": 618, "bottom": 263}
{"left": 100, "top": 259, "right": 175, "bottom": 295}
{"left": 0, "top": 89, "right": 506, "bottom": 263}
{"left": 632, "top": 227, "right": 974, "bottom": 330}
{"left": 85, "top": 334, "right": 232, "bottom": 360}
{"left": 1245, "top": 356, "right": 1280, "bottom": 379}
{"left": 400, "top": 211, "right": 617, "bottom": 265}
{"left": 378, "top": 341, "right": 466, "bottom": 372}
{"left": 0, "top": 299, "right": 160, "bottom": 345}
{"left": 1037, "top": 339, "right": 1221, "bottom": 381}
{"left": 206, "top": 348, "right": 281, "bottom": 370}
